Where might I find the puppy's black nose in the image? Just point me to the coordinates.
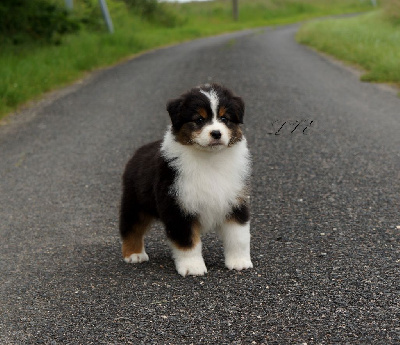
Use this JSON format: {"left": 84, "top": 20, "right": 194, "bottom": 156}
{"left": 210, "top": 130, "right": 221, "bottom": 139}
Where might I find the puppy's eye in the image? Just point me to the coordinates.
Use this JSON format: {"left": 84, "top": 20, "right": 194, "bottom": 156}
{"left": 195, "top": 117, "right": 204, "bottom": 125}
{"left": 220, "top": 116, "right": 229, "bottom": 124}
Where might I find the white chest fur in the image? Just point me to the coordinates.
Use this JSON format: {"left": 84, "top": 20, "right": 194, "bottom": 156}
{"left": 161, "top": 128, "right": 251, "bottom": 232}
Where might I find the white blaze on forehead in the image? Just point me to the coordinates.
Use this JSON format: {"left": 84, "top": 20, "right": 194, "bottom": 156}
{"left": 200, "top": 88, "right": 219, "bottom": 119}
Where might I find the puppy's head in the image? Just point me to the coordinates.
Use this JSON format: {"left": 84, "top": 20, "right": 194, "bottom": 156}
{"left": 166, "top": 83, "right": 245, "bottom": 151}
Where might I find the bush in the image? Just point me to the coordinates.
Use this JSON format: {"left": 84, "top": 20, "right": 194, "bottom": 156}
{"left": 383, "top": 0, "right": 400, "bottom": 25}
{"left": 0, "top": 0, "right": 80, "bottom": 44}
{"left": 75, "top": 0, "right": 107, "bottom": 31}
{"left": 121, "top": 0, "right": 182, "bottom": 27}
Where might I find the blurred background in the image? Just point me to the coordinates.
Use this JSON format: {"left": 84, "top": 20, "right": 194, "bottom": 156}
{"left": 0, "top": 0, "right": 399, "bottom": 120}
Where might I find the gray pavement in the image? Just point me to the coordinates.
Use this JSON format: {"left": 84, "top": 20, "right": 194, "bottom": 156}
{"left": 1, "top": 24, "right": 399, "bottom": 344}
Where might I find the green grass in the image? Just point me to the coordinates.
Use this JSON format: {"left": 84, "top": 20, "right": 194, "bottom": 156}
{"left": 297, "top": 11, "right": 400, "bottom": 86}
{"left": 0, "top": 0, "right": 373, "bottom": 121}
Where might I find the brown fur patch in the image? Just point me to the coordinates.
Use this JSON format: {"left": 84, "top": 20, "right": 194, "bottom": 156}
{"left": 218, "top": 106, "right": 227, "bottom": 117}
{"left": 174, "top": 123, "right": 201, "bottom": 146}
{"left": 228, "top": 126, "right": 243, "bottom": 147}
{"left": 226, "top": 201, "right": 250, "bottom": 224}
{"left": 172, "top": 220, "right": 201, "bottom": 250}
{"left": 122, "top": 213, "right": 153, "bottom": 258}
{"left": 198, "top": 108, "right": 208, "bottom": 119}
{"left": 226, "top": 187, "right": 251, "bottom": 224}
{"left": 225, "top": 217, "right": 240, "bottom": 224}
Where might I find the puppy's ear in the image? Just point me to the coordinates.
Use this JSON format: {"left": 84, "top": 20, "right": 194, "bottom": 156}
{"left": 166, "top": 98, "right": 183, "bottom": 128}
{"left": 232, "top": 96, "right": 245, "bottom": 124}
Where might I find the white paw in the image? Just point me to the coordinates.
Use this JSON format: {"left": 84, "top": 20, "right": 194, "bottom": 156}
{"left": 124, "top": 251, "right": 149, "bottom": 264}
{"left": 225, "top": 257, "right": 253, "bottom": 271}
{"left": 175, "top": 259, "right": 207, "bottom": 277}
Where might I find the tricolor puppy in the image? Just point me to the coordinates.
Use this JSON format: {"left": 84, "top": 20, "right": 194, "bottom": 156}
{"left": 119, "top": 83, "right": 252, "bottom": 276}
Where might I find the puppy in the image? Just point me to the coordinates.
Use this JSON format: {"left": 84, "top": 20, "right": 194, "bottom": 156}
{"left": 119, "top": 83, "right": 252, "bottom": 276}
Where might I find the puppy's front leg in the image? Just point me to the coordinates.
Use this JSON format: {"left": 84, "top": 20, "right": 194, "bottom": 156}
{"left": 166, "top": 220, "right": 207, "bottom": 277}
{"left": 218, "top": 220, "right": 253, "bottom": 271}
{"left": 170, "top": 240, "right": 207, "bottom": 277}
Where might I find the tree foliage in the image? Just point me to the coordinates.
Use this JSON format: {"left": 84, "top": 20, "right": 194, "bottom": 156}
{"left": 0, "top": 0, "right": 80, "bottom": 44}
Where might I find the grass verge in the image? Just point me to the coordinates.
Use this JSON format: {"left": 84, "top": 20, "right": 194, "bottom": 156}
{"left": 297, "top": 11, "right": 400, "bottom": 87}
{"left": 0, "top": 0, "right": 373, "bottom": 121}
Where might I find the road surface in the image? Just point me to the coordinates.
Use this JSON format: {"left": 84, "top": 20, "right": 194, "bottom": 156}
{"left": 1, "top": 24, "right": 399, "bottom": 344}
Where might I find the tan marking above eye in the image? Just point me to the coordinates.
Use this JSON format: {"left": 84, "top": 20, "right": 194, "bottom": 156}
{"left": 197, "top": 108, "right": 207, "bottom": 119}
{"left": 218, "top": 106, "right": 227, "bottom": 117}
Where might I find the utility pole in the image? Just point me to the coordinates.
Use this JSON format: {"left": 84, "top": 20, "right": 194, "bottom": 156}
{"left": 65, "top": 0, "right": 73, "bottom": 10}
{"left": 65, "top": 0, "right": 113, "bottom": 34}
{"left": 99, "top": 0, "right": 114, "bottom": 33}
{"left": 232, "top": 0, "right": 238, "bottom": 21}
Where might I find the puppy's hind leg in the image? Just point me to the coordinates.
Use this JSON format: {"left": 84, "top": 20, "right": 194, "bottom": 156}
{"left": 119, "top": 194, "right": 152, "bottom": 263}
{"left": 120, "top": 212, "right": 152, "bottom": 263}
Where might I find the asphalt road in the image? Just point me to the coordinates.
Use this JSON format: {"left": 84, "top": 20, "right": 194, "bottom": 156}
{"left": 1, "top": 24, "right": 399, "bottom": 344}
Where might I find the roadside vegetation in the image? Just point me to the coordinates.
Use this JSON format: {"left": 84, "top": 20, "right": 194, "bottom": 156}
{"left": 0, "top": 0, "right": 373, "bottom": 120}
{"left": 297, "top": 0, "right": 400, "bottom": 87}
